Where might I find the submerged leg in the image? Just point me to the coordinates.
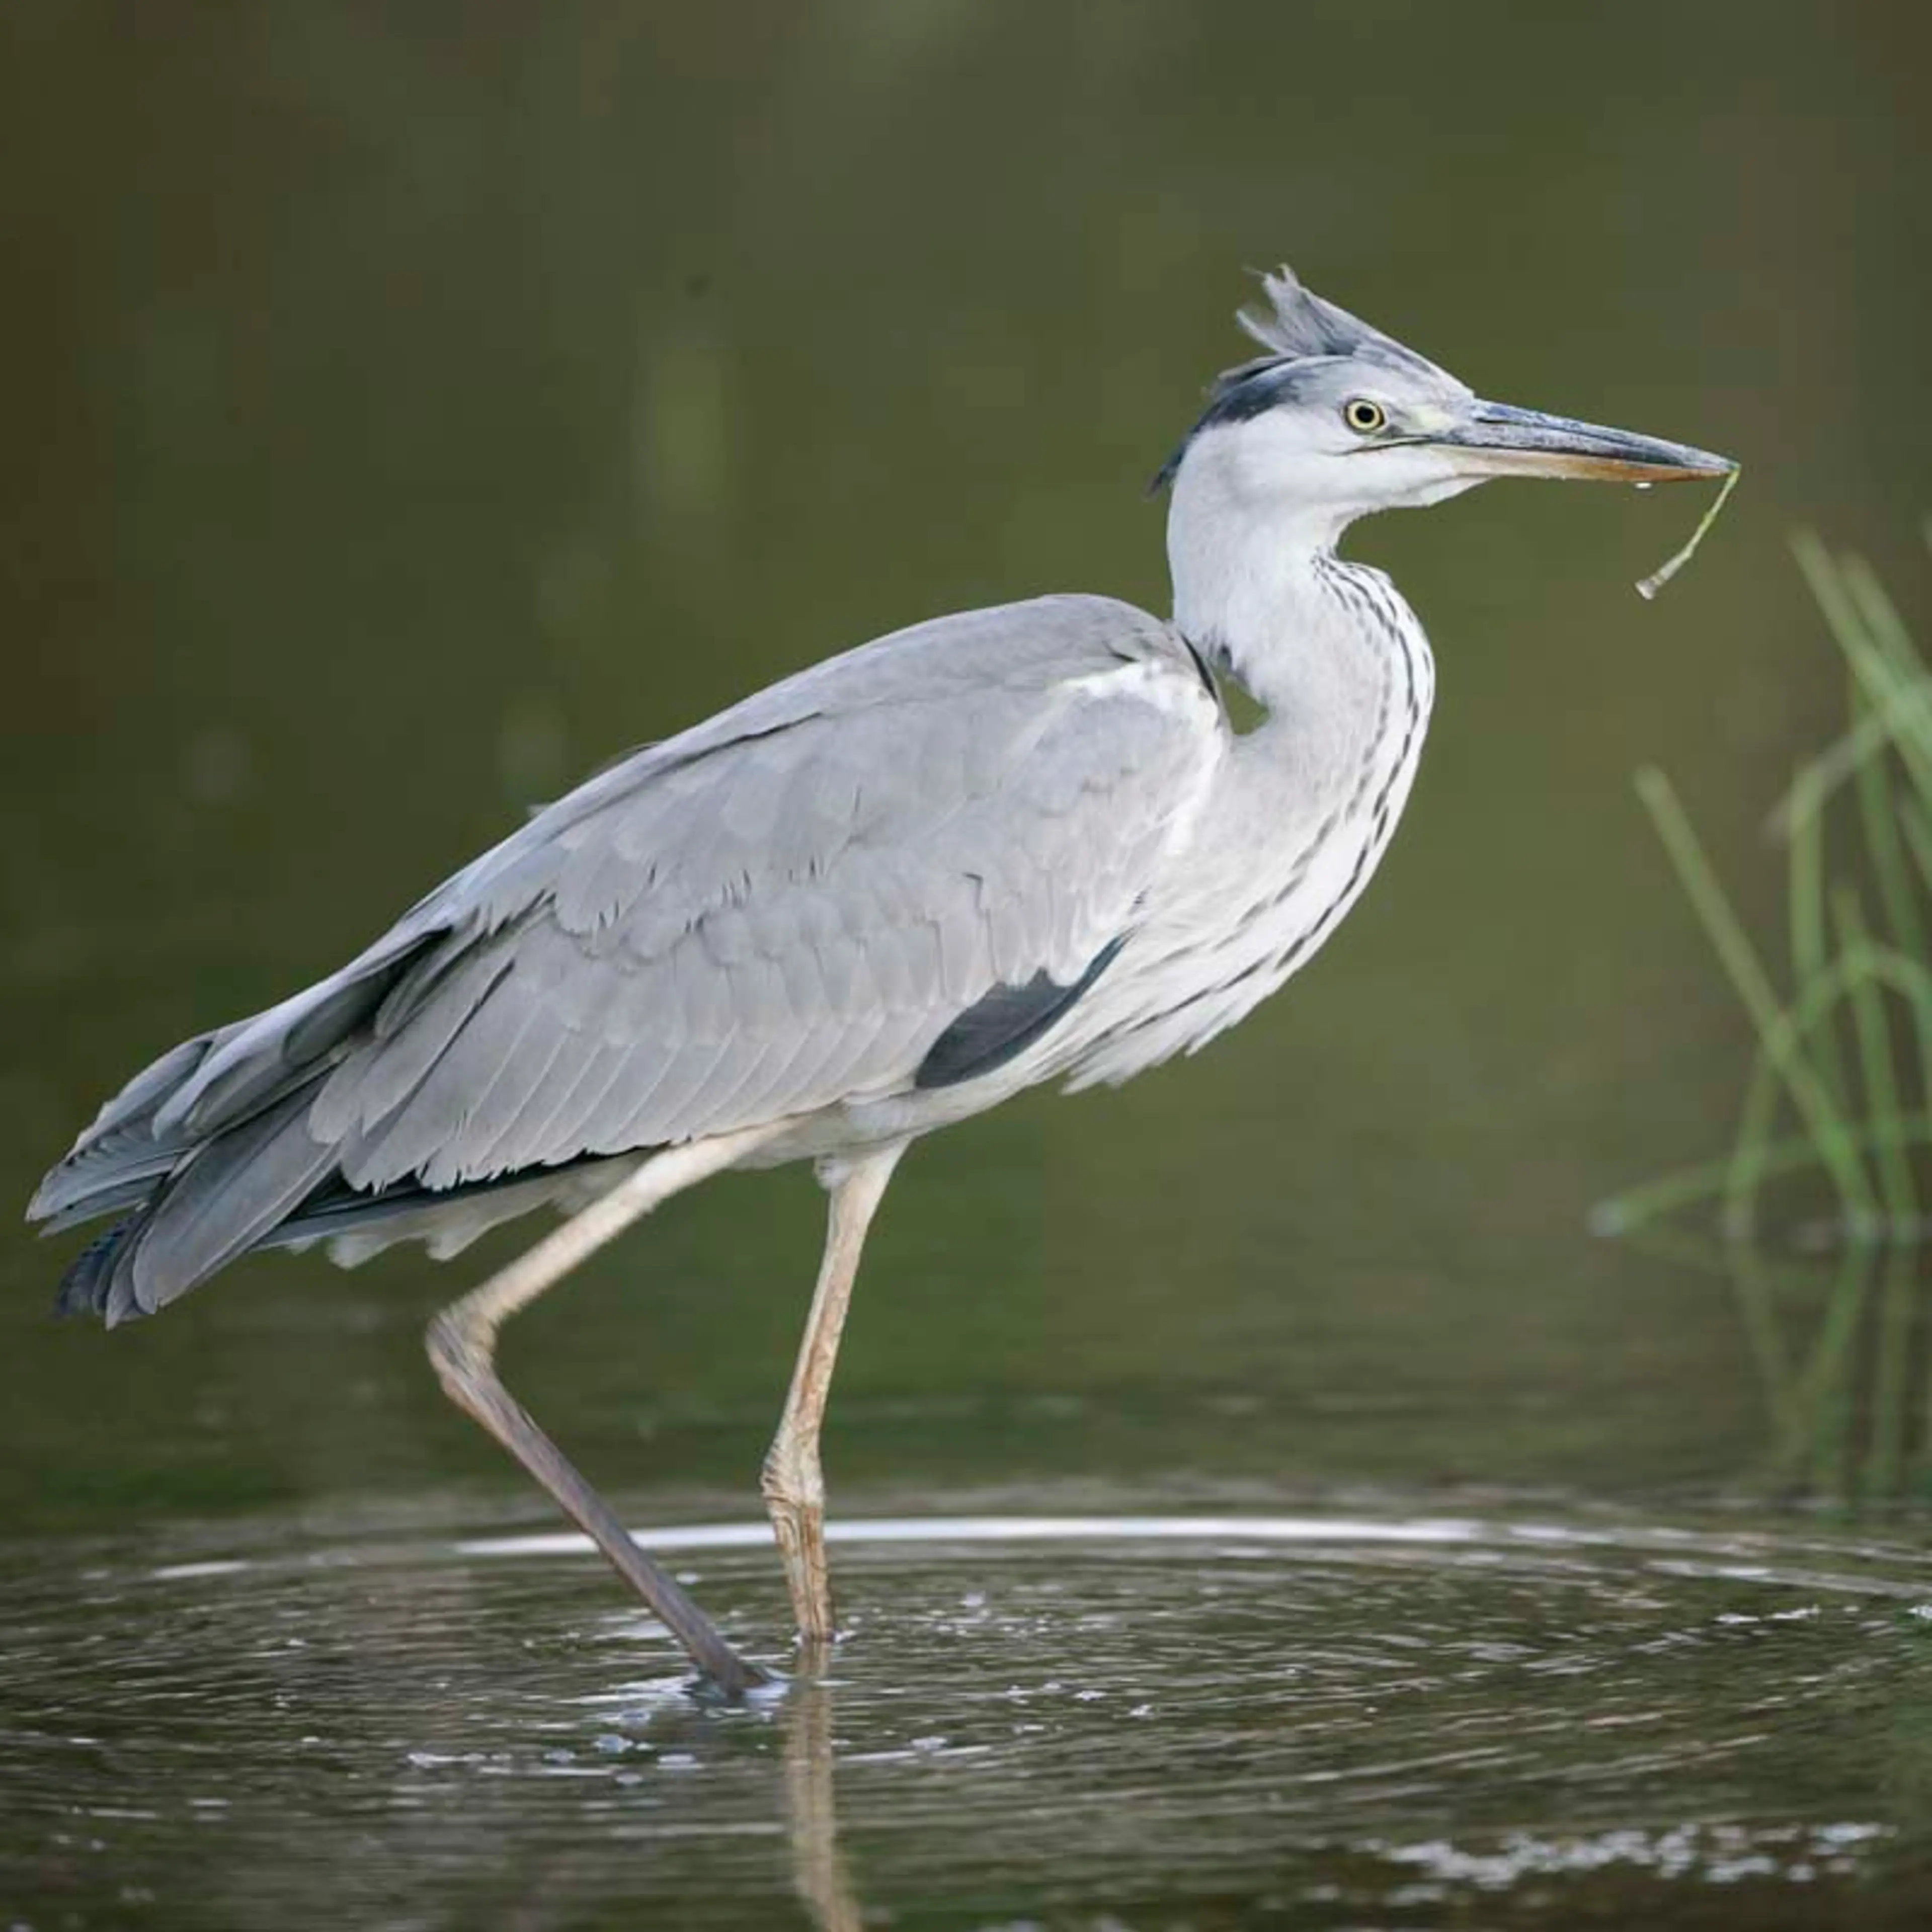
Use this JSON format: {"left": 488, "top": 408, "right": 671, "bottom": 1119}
{"left": 426, "top": 1124, "right": 785, "bottom": 1697}
{"left": 762, "top": 1143, "right": 906, "bottom": 1651}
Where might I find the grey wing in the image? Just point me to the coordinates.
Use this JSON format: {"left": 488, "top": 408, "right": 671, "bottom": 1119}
{"left": 315, "top": 594, "right": 1220, "bottom": 1185}
{"left": 31, "top": 595, "right": 1222, "bottom": 1317}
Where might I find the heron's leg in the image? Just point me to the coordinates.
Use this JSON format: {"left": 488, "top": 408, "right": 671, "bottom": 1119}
{"left": 426, "top": 1123, "right": 786, "bottom": 1698}
{"left": 762, "top": 1143, "right": 906, "bottom": 1651}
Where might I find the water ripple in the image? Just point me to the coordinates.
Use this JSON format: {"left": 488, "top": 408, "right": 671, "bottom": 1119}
{"left": 4, "top": 1499, "right": 1930, "bottom": 1927}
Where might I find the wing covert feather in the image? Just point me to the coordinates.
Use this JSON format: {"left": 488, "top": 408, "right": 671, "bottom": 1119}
{"left": 319, "top": 598, "right": 1220, "bottom": 1190}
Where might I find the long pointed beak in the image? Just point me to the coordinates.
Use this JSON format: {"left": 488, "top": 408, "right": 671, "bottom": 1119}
{"left": 1442, "top": 401, "right": 1735, "bottom": 483}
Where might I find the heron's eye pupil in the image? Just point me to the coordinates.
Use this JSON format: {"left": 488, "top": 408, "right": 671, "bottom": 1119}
{"left": 1344, "top": 399, "right": 1387, "bottom": 435}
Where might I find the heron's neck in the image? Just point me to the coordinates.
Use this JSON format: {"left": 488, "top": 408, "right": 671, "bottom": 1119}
{"left": 1167, "top": 482, "right": 1389, "bottom": 719}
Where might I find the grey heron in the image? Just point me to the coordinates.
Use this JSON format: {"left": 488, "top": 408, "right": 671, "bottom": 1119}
{"left": 28, "top": 268, "right": 1733, "bottom": 1695}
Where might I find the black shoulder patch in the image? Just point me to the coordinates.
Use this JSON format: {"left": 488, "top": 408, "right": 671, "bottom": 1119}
{"left": 1181, "top": 634, "right": 1219, "bottom": 700}
{"left": 914, "top": 935, "right": 1127, "bottom": 1090}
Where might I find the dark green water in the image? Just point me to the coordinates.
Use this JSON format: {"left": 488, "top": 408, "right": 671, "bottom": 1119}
{"left": 9, "top": 1502, "right": 1932, "bottom": 1928}
{"left": 4, "top": 4, "right": 1931, "bottom": 1925}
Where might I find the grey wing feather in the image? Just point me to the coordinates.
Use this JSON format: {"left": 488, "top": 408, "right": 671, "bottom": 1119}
{"left": 31, "top": 594, "right": 1221, "bottom": 1311}
{"left": 61, "top": 1081, "right": 339, "bottom": 1323}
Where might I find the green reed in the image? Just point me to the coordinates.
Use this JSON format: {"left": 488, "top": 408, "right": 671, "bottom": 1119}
{"left": 1593, "top": 528, "right": 1932, "bottom": 1499}
{"left": 1594, "top": 529, "right": 1932, "bottom": 1246}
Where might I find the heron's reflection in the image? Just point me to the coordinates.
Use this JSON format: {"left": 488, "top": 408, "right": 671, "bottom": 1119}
{"left": 780, "top": 1664, "right": 863, "bottom": 1932}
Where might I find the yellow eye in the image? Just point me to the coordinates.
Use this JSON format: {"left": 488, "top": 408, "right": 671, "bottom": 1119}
{"left": 1343, "top": 398, "right": 1387, "bottom": 435}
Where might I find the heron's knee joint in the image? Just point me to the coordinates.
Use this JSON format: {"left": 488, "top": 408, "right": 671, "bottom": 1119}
{"left": 761, "top": 1445, "right": 824, "bottom": 1513}
{"left": 426, "top": 1306, "right": 495, "bottom": 1393}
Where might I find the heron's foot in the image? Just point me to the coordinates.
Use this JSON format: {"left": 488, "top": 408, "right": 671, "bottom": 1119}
{"left": 762, "top": 1458, "right": 837, "bottom": 1648}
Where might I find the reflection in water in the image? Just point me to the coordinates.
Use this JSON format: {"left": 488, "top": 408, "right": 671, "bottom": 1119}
{"left": 1743, "top": 1239, "right": 1932, "bottom": 1499}
{"left": 1630, "top": 1228, "right": 1932, "bottom": 1500}
{"left": 783, "top": 1673, "right": 861, "bottom": 1932}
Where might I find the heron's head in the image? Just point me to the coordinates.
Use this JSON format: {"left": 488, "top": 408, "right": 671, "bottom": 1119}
{"left": 1157, "top": 267, "right": 1734, "bottom": 542}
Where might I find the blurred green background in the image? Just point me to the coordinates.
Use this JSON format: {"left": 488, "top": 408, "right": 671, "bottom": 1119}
{"left": 3, "top": 0, "right": 1929, "bottom": 1539}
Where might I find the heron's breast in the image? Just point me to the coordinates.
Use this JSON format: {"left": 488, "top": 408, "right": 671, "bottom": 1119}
{"left": 1056, "top": 621, "right": 1435, "bottom": 1086}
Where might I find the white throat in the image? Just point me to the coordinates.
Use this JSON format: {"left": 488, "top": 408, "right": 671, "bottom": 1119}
{"left": 1165, "top": 441, "right": 1381, "bottom": 716}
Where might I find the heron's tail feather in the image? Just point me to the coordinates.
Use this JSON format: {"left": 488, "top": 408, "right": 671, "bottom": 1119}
{"left": 29, "top": 924, "right": 456, "bottom": 1236}
{"left": 53, "top": 1081, "right": 338, "bottom": 1325}
{"left": 42, "top": 1083, "right": 640, "bottom": 1325}
{"left": 53, "top": 1219, "right": 142, "bottom": 1320}
{"left": 27, "top": 1035, "right": 218, "bottom": 1229}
